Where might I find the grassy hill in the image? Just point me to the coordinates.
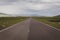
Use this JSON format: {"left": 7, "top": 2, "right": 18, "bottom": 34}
{"left": 54, "top": 15, "right": 60, "bottom": 17}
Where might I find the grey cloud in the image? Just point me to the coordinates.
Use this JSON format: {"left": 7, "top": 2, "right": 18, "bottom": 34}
{"left": 0, "top": 0, "right": 60, "bottom": 16}
{"left": 0, "top": 0, "right": 18, "bottom": 2}
{"left": 0, "top": 0, "right": 19, "bottom": 5}
{"left": 20, "top": 0, "right": 60, "bottom": 3}
{"left": 23, "top": 5, "right": 60, "bottom": 16}
{"left": 0, "top": 0, "right": 60, "bottom": 5}
{"left": 15, "top": 3, "right": 60, "bottom": 16}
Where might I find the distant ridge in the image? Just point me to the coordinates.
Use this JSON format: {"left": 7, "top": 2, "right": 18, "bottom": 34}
{"left": 0, "top": 13, "right": 7, "bottom": 15}
{"left": 54, "top": 15, "right": 60, "bottom": 17}
{"left": 0, "top": 13, "right": 14, "bottom": 17}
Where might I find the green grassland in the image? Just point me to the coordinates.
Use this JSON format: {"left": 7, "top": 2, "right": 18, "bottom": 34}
{"left": 33, "top": 16, "right": 60, "bottom": 29}
{"left": 0, "top": 17, "right": 28, "bottom": 30}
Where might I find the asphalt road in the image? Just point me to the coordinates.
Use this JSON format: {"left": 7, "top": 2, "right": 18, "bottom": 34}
{"left": 0, "top": 18, "right": 60, "bottom": 40}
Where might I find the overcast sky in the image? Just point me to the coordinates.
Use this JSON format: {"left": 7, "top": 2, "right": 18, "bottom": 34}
{"left": 0, "top": 0, "right": 60, "bottom": 16}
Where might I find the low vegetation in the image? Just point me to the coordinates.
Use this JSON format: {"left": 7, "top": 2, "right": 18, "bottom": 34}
{"left": 33, "top": 15, "right": 60, "bottom": 29}
{"left": 0, "top": 17, "right": 28, "bottom": 30}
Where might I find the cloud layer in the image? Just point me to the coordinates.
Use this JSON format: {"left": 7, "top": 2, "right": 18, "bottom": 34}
{"left": 0, "top": 0, "right": 60, "bottom": 16}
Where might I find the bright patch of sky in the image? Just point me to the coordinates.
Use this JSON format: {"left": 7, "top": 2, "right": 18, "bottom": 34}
{"left": 0, "top": 0, "right": 60, "bottom": 16}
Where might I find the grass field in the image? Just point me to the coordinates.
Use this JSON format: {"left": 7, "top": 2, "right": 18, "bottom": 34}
{"left": 0, "top": 16, "right": 60, "bottom": 30}
{"left": 0, "top": 17, "right": 28, "bottom": 30}
{"left": 33, "top": 17, "right": 60, "bottom": 29}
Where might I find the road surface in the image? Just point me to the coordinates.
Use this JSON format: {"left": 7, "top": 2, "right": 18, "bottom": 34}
{"left": 0, "top": 18, "right": 60, "bottom": 40}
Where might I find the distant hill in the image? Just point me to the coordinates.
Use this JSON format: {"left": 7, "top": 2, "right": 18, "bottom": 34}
{"left": 0, "top": 13, "right": 14, "bottom": 17}
{"left": 54, "top": 15, "right": 60, "bottom": 17}
{"left": 55, "top": 15, "right": 60, "bottom": 17}
{"left": 0, "top": 13, "right": 7, "bottom": 15}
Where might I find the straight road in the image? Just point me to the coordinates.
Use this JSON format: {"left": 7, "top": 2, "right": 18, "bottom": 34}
{"left": 0, "top": 18, "right": 60, "bottom": 40}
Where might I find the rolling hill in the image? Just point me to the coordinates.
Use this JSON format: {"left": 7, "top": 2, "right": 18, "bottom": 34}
{"left": 0, "top": 13, "right": 14, "bottom": 17}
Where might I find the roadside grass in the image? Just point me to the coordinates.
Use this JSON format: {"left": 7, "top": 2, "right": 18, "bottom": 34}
{"left": 0, "top": 17, "right": 28, "bottom": 30}
{"left": 33, "top": 17, "right": 60, "bottom": 29}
